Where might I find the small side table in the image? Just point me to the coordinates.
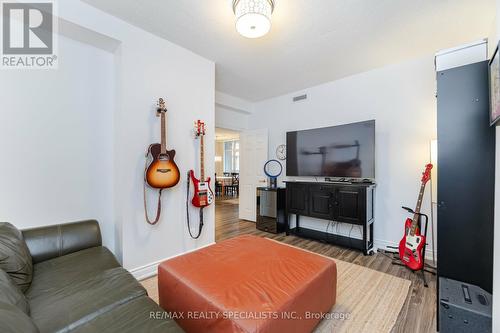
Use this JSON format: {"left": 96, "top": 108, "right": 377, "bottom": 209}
{"left": 256, "top": 187, "right": 286, "bottom": 234}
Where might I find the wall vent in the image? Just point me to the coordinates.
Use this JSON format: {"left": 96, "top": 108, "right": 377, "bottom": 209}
{"left": 293, "top": 94, "right": 307, "bottom": 102}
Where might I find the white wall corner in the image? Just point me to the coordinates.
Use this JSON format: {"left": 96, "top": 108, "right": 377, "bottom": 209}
{"left": 129, "top": 242, "right": 216, "bottom": 281}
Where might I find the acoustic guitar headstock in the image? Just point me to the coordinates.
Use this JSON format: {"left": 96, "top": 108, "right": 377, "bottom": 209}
{"left": 421, "top": 163, "right": 433, "bottom": 184}
{"left": 156, "top": 98, "right": 167, "bottom": 116}
{"left": 194, "top": 120, "right": 206, "bottom": 137}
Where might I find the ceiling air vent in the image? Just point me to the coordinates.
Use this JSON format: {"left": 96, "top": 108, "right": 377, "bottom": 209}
{"left": 293, "top": 94, "right": 307, "bottom": 102}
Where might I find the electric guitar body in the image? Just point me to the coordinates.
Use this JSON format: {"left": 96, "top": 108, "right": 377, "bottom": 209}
{"left": 398, "top": 164, "right": 433, "bottom": 271}
{"left": 189, "top": 170, "right": 214, "bottom": 208}
{"left": 398, "top": 217, "right": 426, "bottom": 271}
{"left": 145, "top": 143, "right": 180, "bottom": 189}
{"left": 190, "top": 120, "right": 214, "bottom": 208}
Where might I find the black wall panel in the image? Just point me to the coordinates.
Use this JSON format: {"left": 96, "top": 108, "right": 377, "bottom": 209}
{"left": 437, "top": 61, "right": 495, "bottom": 293}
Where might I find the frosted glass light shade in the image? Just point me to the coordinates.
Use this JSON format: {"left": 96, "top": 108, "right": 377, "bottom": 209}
{"left": 233, "top": 0, "right": 274, "bottom": 39}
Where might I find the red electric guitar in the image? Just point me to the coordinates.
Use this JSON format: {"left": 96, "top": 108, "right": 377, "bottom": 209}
{"left": 398, "top": 164, "right": 433, "bottom": 271}
{"left": 189, "top": 120, "right": 214, "bottom": 208}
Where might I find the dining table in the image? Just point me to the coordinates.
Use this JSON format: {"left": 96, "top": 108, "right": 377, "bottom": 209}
{"left": 217, "top": 176, "right": 233, "bottom": 196}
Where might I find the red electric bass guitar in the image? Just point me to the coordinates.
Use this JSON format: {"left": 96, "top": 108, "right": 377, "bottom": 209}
{"left": 398, "top": 164, "right": 433, "bottom": 271}
{"left": 189, "top": 120, "right": 214, "bottom": 208}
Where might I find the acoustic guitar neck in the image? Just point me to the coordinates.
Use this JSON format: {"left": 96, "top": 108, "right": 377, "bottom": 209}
{"left": 160, "top": 112, "right": 167, "bottom": 154}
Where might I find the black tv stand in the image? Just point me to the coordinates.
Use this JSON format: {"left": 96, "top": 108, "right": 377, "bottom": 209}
{"left": 285, "top": 181, "right": 375, "bottom": 255}
{"left": 324, "top": 177, "right": 374, "bottom": 184}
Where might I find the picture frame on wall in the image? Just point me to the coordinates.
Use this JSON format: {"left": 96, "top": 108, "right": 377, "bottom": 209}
{"left": 489, "top": 41, "right": 500, "bottom": 126}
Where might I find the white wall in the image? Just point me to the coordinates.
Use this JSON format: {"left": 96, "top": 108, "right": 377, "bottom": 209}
{"left": 0, "top": 0, "right": 215, "bottom": 278}
{"left": 215, "top": 107, "right": 249, "bottom": 131}
{"left": 60, "top": 1, "right": 215, "bottom": 274}
{"left": 215, "top": 91, "right": 251, "bottom": 131}
{"left": 0, "top": 35, "right": 115, "bottom": 251}
{"left": 248, "top": 55, "right": 437, "bottom": 253}
{"left": 114, "top": 38, "right": 215, "bottom": 274}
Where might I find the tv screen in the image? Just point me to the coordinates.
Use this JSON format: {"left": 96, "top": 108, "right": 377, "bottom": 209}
{"left": 286, "top": 120, "right": 375, "bottom": 178}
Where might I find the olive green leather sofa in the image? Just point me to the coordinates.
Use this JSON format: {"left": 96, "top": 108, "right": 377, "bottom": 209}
{"left": 0, "top": 220, "right": 182, "bottom": 333}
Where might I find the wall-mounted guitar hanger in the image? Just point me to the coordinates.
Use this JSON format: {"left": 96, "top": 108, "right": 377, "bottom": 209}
{"left": 143, "top": 98, "right": 180, "bottom": 225}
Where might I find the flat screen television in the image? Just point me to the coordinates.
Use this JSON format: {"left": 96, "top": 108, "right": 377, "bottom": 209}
{"left": 286, "top": 120, "right": 375, "bottom": 178}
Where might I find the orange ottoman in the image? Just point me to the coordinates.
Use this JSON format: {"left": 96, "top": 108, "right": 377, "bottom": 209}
{"left": 158, "top": 235, "right": 337, "bottom": 333}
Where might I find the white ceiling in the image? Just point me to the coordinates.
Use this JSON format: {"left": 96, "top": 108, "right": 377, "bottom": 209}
{"left": 83, "top": 0, "right": 495, "bottom": 101}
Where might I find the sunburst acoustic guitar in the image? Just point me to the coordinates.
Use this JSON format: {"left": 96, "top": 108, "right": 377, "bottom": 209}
{"left": 145, "top": 98, "right": 180, "bottom": 189}
{"left": 143, "top": 98, "right": 180, "bottom": 225}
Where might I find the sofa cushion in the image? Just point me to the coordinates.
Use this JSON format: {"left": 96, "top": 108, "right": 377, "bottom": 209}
{"left": 28, "top": 266, "right": 147, "bottom": 333}
{"left": 72, "top": 296, "right": 184, "bottom": 333}
{"left": 26, "top": 246, "right": 120, "bottom": 299}
{"left": 22, "top": 220, "right": 102, "bottom": 264}
{"left": 0, "top": 268, "right": 29, "bottom": 314}
{"left": 0, "top": 222, "right": 33, "bottom": 292}
{"left": 0, "top": 301, "right": 39, "bottom": 333}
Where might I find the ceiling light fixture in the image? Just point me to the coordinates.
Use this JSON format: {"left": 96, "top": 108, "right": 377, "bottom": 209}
{"left": 232, "top": 0, "right": 275, "bottom": 39}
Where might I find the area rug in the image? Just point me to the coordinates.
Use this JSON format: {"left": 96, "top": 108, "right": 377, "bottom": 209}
{"left": 141, "top": 254, "right": 410, "bottom": 333}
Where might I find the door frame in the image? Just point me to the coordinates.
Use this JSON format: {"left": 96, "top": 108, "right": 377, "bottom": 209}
{"left": 239, "top": 128, "right": 269, "bottom": 222}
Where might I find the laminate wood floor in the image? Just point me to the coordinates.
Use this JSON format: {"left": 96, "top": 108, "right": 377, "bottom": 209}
{"left": 215, "top": 199, "right": 437, "bottom": 333}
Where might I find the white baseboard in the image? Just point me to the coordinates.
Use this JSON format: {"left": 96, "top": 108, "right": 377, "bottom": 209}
{"left": 129, "top": 242, "right": 216, "bottom": 281}
{"left": 374, "top": 238, "right": 437, "bottom": 263}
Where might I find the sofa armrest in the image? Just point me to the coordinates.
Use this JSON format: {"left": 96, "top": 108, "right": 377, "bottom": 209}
{"left": 22, "top": 220, "right": 102, "bottom": 264}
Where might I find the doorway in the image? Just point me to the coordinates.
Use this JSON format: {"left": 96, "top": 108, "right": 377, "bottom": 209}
{"left": 214, "top": 127, "right": 269, "bottom": 237}
{"left": 215, "top": 128, "right": 240, "bottom": 208}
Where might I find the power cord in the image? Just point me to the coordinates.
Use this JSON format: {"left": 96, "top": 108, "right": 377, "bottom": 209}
{"left": 348, "top": 225, "right": 355, "bottom": 249}
{"left": 325, "top": 220, "right": 332, "bottom": 243}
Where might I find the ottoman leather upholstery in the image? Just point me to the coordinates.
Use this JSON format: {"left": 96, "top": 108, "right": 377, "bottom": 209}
{"left": 158, "top": 235, "right": 337, "bottom": 333}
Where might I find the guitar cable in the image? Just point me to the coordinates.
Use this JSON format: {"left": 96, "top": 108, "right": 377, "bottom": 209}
{"left": 143, "top": 148, "right": 163, "bottom": 225}
{"left": 348, "top": 224, "right": 355, "bottom": 250}
{"left": 186, "top": 171, "right": 204, "bottom": 239}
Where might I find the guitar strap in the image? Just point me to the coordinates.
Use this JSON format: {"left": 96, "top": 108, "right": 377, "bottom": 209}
{"left": 186, "top": 171, "right": 204, "bottom": 239}
{"left": 143, "top": 154, "right": 164, "bottom": 225}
